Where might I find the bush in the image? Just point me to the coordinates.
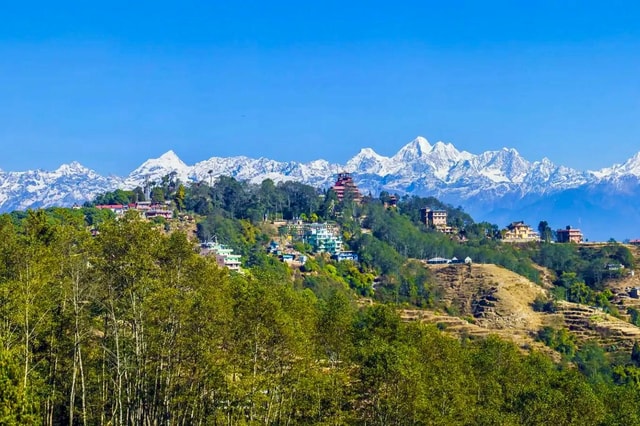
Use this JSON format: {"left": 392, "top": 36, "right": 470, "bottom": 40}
{"left": 532, "top": 295, "right": 558, "bottom": 313}
{"left": 537, "top": 326, "right": 577, "bottom": 357}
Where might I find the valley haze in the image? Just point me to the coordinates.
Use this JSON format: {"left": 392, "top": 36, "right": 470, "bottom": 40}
{"left": 2, "top": 136, "right": 639, "bottom": 242}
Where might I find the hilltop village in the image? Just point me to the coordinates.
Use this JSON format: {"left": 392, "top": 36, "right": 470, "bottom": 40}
{"left": 86, "top": 172, "right": 637, "bottom": 297}
{"left": 93, "top": 172, "right": 589, "bottom": 270}
{"left": 84, "top": 172, "right": 640, "bottom": 334}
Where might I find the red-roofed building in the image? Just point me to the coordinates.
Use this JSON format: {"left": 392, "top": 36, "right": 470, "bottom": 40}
{"left": 95, "top": 204, "right": 127, "bottom": 215}
{"left": 331, "top": 172, "right": 362, "bottom": 202}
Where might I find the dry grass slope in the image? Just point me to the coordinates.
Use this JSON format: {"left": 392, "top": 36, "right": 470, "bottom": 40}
{"left": 399, "top": 262, "right": 640, "bottom": 358}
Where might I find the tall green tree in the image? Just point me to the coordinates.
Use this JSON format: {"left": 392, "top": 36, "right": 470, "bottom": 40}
{"left": 538, "top": 220, "right": 553, "bottom": 243}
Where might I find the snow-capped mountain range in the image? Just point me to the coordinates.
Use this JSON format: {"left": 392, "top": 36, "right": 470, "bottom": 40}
{"left": 1, "top": 136, "right": 639, "bottom": 240}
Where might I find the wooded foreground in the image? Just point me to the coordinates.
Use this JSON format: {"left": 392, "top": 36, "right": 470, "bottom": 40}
{"left": 1, "top": 210, "right": 640, "bottom": 425}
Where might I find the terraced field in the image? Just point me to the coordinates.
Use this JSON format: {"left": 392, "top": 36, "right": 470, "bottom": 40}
{"left": 399, "top": 263, "right": 640, "bottom": 357}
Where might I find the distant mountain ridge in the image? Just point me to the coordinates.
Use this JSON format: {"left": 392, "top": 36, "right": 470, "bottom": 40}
{"left": 0, "top": 136, "right": 638, "bottom": 240}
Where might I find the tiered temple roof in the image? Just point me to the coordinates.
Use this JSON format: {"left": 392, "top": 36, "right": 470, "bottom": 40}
{"left": 331, "top": 172, "right": 362, "bottom": 202}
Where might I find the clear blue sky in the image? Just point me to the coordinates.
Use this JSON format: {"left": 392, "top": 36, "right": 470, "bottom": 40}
{"left": 1, "top": 1, "right": 640, "bottom": 175}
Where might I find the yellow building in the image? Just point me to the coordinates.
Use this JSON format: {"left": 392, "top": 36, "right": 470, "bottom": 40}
{"left": 502, "top": 221, "right": 539, "bottom": 242}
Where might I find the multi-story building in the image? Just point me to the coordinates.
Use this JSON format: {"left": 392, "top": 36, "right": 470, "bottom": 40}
{"left": 304, "top": 223, "right": 343, "bottom": 255}
{"left": 132, "top": 201, "right": 174, "bottom": 220}
{"left": 201, "top": 242, "right": 242, "bottom": 272}
{"left": 420, "top": 208, "right": 448, "bottom": 230}
{"left": 556, "top": 226, "right": 584, "bottom": 244}
{"left": 502, "top": 221, "right": 539, "bottom": 242}
{"left": 331, "top": 172, "right": 362, "bottom": 202}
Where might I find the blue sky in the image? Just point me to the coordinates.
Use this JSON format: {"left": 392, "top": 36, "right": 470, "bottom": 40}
{"left": 1, "top": 1, "right": 640, "bottom": 175}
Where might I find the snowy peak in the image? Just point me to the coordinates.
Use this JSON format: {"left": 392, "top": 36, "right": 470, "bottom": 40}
{"left": 473, "top": 148, "right": 530, "bottom": 183}
{"left": 393, "top": 136, "right": 432, "bottom": 162}
{"left": 4, "top": 136, "right": 640, "bottom": 230}
{"left": 430, "top": 140, "right": 472, "bottom": 162}
{"left": 355, "top": 147, "right": 380, "bottom": 157}
{"left": 594, "top": 151, "right": 640, "bottom": 179}
{"left": 151, "top": 150, "right": 188, "bottom": 170}
{"left": 52, "top": 161, "right": 103, "bottom": 177}
{"left": 431, "top": 141, "right": 457, "bottom": 155}
{"left": 345, "top": 147, "right": 391, "bottom": 174}
{"left": 124, "top": 150, "right": 191, "bottom": 186}
{"left": 621, "top": 152, "right": 640, "bottom": 176}
{"left": 157, "top": 150, "right": 183, "bottom": 163}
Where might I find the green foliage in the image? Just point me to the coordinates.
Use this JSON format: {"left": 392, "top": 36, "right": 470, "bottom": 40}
{"left": 82, "top": 206, "right": 115, "bottom": 226}
{"left": 174, "top": 183, "right": 186, "bottom": 211}
{"left": 5, "top": 173, "right": 640, "bottom": 424}
{"left": 92, "top": 188, "right": 137, "bottom": 205}
{"left": 374, "top": 259, "right": 438, "bottom": 307}
{"left": 396, "top": 195, "right": 474, "bottom": 229}
{"left": 534, "top": 243, "right": 635, "bottom": 290}
{"left": 553, "top": 272, "right": 618, "bottom": 312}
{"left": 197, "top": 215, "right": 261, "bottom": 258}
{"left": 551, "top": 285, "right": 567, "bottom": 301}
{"left": 95, "top": 175, "right": 558, "bottom": 297}
{"left": 630, "top": 308, "right": 640, "bottom": 328}
{"left": 0, "top": 347, "right": 38, "bottom": 424}
{"left": 0, "top": 210, "right": 637, "bottom": 423}
{"left": 538, "top": 220, "right": 553, "bottom": 243}
{"left": 292, "top": 240, "right": 311, "bottom": 254}
{"left": 632, "top": 342, "right": 640, "bottom": 366}
{"left": 300, "top": 255, "right": 375, "bottom": 298}
{"left": 568, "top": 280, "right": 592, "bottom": 304}
{"left": 574, "top": 343, "right": 613, "bottom": 385}
{"left": 351, "top": 233, "right": 404, "bottom": 275}
{"left": 532, "top": 295, "right": 558, "bottom": 313}
{"left": 150, "top": 186, "right": 165, "bottom": 202}
{"left": 537, "top": 326, "right": 577, "bottom": 358}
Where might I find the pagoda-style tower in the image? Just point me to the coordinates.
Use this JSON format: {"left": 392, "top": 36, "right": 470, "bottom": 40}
{"left": 331, "top": 172, "right": 362, "bottom": 202}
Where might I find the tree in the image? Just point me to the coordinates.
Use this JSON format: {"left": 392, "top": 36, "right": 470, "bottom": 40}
{"left": 538, "top": 220, "right": 552, "bottom": 243}
{"left": 174, "top": 183, "right": 186, "bottom": 211}
{"left": 92, "top": 213, "right": 164, "bottom": 425}
{"left": 574, "top": 343, "right": 612, "bottom": 385}
{"left": 0, "top": 347, "right": 37, "bottom": 425}
{"left": 568, "top": 281, "right": 592, "bottom": 304}
{"left": 258, "top": 179, "right": 283, "bottom": 220}
{"left": 151, "top": 187, "right": 165, "bottom": 203}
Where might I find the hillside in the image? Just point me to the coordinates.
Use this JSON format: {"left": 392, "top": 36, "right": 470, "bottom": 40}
{"left": 6, "top": 192, "right": 640, "bottom": 422}
{"left": 9, "top": 211, "right": 639, "bottom": 424}
{"left": 400, "top": 263, "right": 640, "bottom": 358}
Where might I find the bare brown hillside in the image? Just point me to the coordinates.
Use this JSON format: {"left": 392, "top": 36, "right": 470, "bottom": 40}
{"left": 400, "top": 263, "right": 640, "bottom": 356}
{"left": 424, "top": 264, "right": 546, "bottom": 329}
{"left": 401, "top": 263, "right": 552, "bottom": 356}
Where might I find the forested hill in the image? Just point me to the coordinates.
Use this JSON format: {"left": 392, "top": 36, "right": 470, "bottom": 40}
{"left": 1, "top": 176, "right": 640, "bottom": 424}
